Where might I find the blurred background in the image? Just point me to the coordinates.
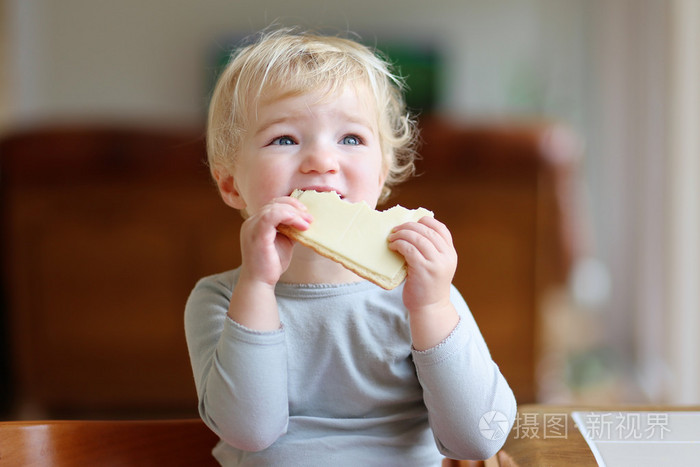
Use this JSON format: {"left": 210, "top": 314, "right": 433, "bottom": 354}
{"left": 1, "top": 0, "right": 698, "bottom": 420}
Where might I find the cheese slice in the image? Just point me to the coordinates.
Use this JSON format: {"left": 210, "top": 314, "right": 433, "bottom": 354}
{"left": 278, "top": 189, "right": 433, "bottom": 289}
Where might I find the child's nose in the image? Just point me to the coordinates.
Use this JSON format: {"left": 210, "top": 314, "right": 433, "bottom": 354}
{"left": 299, "top": 144, "right": 339, "bottom": 174}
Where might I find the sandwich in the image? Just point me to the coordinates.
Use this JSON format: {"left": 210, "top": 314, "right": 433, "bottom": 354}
{"left": 278, "top": 189, "right": 433, "bottom": 289}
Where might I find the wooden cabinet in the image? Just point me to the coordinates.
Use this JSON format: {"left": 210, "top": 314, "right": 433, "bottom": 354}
{"left": 1, "top": 127, "right": 243, "bottom": 417}
{"left": 1, "top": 121, "right": 579, "bottom": 418}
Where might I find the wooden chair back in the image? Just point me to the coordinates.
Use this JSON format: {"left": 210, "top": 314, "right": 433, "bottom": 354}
{"left": 0, "top": 418, "right": 219, "bottom": 466}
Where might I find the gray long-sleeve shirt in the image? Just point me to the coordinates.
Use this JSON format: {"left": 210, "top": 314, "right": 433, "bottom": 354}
{"left": 185, "top": 268, "right": 516, "bottom": 466}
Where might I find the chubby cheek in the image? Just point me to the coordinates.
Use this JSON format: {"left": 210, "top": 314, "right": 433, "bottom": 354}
{"left": 239, "top": 170, "right": 290, "bottom": 213}
{"left": 346, "top": 170, "right": 386, "bottom": 207}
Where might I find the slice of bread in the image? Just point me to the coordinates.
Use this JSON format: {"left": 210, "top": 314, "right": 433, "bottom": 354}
{"left": 277, "top": 190, "right": 433, "bottom": 289}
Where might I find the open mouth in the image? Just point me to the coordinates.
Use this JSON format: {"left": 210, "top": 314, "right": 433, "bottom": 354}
{"left": 293, "top": 186, "right": 344, "bottom": 199}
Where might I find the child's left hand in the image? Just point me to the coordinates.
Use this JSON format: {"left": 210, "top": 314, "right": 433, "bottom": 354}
{"left": 388, "top": 216, "right": 459, "bottom": 349}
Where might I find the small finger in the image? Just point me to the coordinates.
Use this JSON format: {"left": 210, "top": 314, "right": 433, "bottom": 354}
{"left": 389, "top": 222, "right": 444, "bottom": 256}
{"left": 389, "top": 228, "right": 437, "bottom": 261}
{"left": 417, "top": 216, "right": 453, "bottom": 246}
{"left": 257, "top": 203, "right": 312, "bottom": 231}
{"left": 275, "top": 196, "right": 308, "bottom": 210}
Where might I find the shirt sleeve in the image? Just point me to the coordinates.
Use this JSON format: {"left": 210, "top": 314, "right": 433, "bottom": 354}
{"left": 184, "top": 273, "right": 289, "bottom": 451}
{"left": 411, "top": 285, "right": 517, "bottom": 460}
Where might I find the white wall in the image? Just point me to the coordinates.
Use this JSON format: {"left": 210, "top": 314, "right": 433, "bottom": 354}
{"left": 666, "top": 0, "right": 700, "bottom": 404}
{"left": 585, "top": 0, "right": 671, "bottom": 400}
{"left": 0, "top": 0, "right": 10, "bottom": 129}
{"left": 584, "top": 0, "right": 700, "bottom": 404}
{"left": 4, "top": 0, "right": 587, "bottom": 128}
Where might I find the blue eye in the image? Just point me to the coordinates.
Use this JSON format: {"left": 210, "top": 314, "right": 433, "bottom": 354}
{"left": 341, "top": 135, "right": 361, "bottom": 145}
{"left": 271, "top": 136, "right": 296, "bottom": 145}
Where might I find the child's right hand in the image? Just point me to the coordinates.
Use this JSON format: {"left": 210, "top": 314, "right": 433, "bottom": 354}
{"left": 227, "top": 196, "right": 311, "bottom": 331}
{"left": 237, "top": 196, "right": 312, "bottom": 287}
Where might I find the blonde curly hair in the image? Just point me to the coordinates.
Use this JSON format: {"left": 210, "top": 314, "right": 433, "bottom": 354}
{"left": 206, "top": 28, "right": 418, "bottom": 202}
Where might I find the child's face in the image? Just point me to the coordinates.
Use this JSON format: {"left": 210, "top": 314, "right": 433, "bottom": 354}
{"left": 221, "top": 83, "right": 387, "bottom": 214}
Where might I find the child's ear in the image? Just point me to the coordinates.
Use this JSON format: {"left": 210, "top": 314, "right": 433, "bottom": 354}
{"left": 213, "top": 169, "right": 246, "bottom": 210}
